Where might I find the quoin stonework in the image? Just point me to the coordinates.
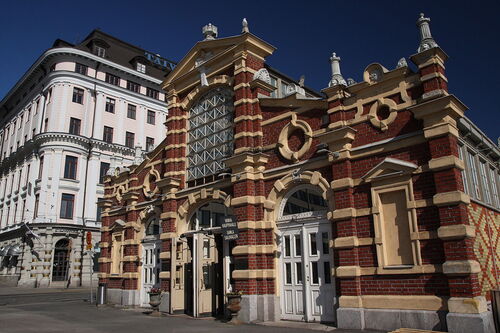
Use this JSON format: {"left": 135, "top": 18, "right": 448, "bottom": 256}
{"left": 99, "top": 15, "right": 499, "bottom": 333}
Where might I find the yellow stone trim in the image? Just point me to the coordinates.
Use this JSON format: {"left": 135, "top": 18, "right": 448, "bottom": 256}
{"left": 232, "top": 245, "right": 275, "bottom": 255}
{"left": 234, "top": 114, "right": 263, "bottom": 123}
{"left": 159, "top": 251, "right": 171, "bottom": 259}
{"left": 160, "top": 212, "right": 177, "bottom": 219}
{"left": 234, "top": 131, "right": 263, "bottom": 139}
{"left": 123, "top": 239, "right": 140, "bottom": 245}
{"left": 167, "top": 128, "right": 187, "bottom": 135}
{"left": 99, "top": 242, "right": 109, "bottom": 248}
{"left": 336, "top": 266, "right": 360, "bottom": 277}
{"left": 437, "top": 224, "right": 475, "bottom": 240}
{"left": 163, "top": 157, "right": 186, "bottom": 163}
{"left": 330, "top": 178, "right": 355, "bottom": 190}
{"left": 433, "top": 191, "right": 470, "bottom": 206}
{"left": 165, "top": 115, "right": 188, "bottom": 123}
{"left": 376, "top": 265, "right": 440, "bottom": 275}
{"left": 423, "top": 122, "right": 459, "bottom": 139}
{"left": 163, "top": 171, "right": 185, "bottom": 177}
{"left": 97, "top": 273, "right": 109, "bottom": 278}
{"left": 232, "top": 269, "right": 276, "bottom": 279}
{"left": 122, "top": 273, "right": 139, "bottom": 279}
{"left": 122, "top": 255, "right": 139, "bottom": 262}
{"left": 98, "top": 257, "right": 112, "bottom": 263}
{"left": 231, "top": 195, "right": 266, "bottom": 206}
{"left": 428, "top": 155, "right": 465, "bottom": 171}
{"left": 333, "top": 236, "right": 359, "bottom": 249}
{"left": 234, "top": 82, "right": 251, "bottom": 90}
{"left": 277, "top": 113, "right": 313, "bottom": 162}
{"left": 124, "top": 222, "right": 141, "bottom": 231}
{"left": 159, "top": 271, "right": 171, "bottom": 279}
{"left": 165, "top": 143, "right": 187, "bottom": 150}
{"left": 421, "top": 71, "right": 448, "bottom": 83}
{"left": 101, "top": 226, "right": 111, "bottom": 232}
{"left": 442, "top": 260, "right": 481, "bottom": 275}
{"left": 238, "top": 220, "right": 274, "bottom": 229}
{"left": 332, "top": 208, "right": 357, "bottom": 220}
{"left": 448, "top": 296, "right": 488, "bottom": 314}
{"left": 160, "top": 232, "right": 177, "bottom": 240}
{"left": 234, "top": 67, "right": 257, "bottom": 75}
{"left": 234, "top": 98, "right": 259, "bottom": 106}
{"left": 339, "top": 295, "right": 447, "bottom": 311}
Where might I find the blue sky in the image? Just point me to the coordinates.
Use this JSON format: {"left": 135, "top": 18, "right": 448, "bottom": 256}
{"left": 1, "top": 0, "right": 498, "bottom": 141}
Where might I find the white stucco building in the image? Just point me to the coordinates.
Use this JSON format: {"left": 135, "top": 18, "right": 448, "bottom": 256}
{"left": 0, "top": 30, "right": 175, "bottom": 287}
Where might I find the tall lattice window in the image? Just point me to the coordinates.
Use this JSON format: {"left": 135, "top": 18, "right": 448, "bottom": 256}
{"left": 187, "top": 87, "right": 234, "bottom": 181}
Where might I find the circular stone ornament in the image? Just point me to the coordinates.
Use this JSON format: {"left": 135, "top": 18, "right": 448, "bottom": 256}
{"left": 369, "top": 98, "right": 398, "bottom": 132}
{"left": 277, "top": 114, "right": 313, "bottom": 162}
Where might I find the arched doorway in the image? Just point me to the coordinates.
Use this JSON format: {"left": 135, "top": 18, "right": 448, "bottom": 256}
{"left": 277, "top": 185, "right": 335, "bottom": 323}
{"left": 140, "top": 217, "right": 161, "bottom": 306}
{"left": 52, "top": 239, "right": 71, "bottom": 282}
{"left": 172, "top": 202, "right": 235, "bottom": 317}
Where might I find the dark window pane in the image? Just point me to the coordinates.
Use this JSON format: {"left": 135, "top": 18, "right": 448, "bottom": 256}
{"left": 60, "top": 194, "right": 74, "bottom": 219}
{"left": 125, "top": 132, "right": 135, "bottom": 148}
{"left": 284, "top": 236, "right": 291, "bottom": 257}
{"left": 72, "top": 88, "right": 84, "bottom": 104}
{"left": 105, "top": 98, "right": 115, "bottom": 113}
{"left": 322, "top": 232, "right": 329, "bottom": 254}
{"left": 285, "top": 263, "right": 292, "bottom": 284}
{"left": 283, "top": 189, "right": 328, "bottom": 216}
{"left": 127, "top": 81, "right": 140, "bottom": 93}
{"left": 69, "top": 118, "right": 81, "bottom": 135}
{"left": 127, "top": 104, "right": 136, "bottom": 119}
{"left": 323, "top": 261, "right": 331, "bottom": 284}
{"left": 147, "top": 110, "right": 155, "bottom": 125}
{"left": 75, "top": 63, "right": 88, "bottom": 75}
{"left": 311, "top": 261, "right": 319, "bottom": 284}
{"left": 99, "top": 162, "right": 110, "bottom": 184}
{"left": 295, "top": 236, "right": 302, "bottom": 256}
{"left": 64, "top": 156, "right": 77, "bottom": 179}
{"left": 310, "top": 233, "right": 317, "bottom": 255}
{"left": 296, "top": 262, "right": 302, "bottom": 284}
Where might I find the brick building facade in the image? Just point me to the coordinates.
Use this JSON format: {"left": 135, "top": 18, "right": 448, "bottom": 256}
{"left": 99, "top": 16, "right": 498, "bottom": 333}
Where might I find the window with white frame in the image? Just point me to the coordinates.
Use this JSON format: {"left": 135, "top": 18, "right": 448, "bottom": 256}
{"left": 187, "top": 87, "right": 234, "bottom": 181}
{"left": 466, "top": 150, "right": 480, "bottom": 199}
{"left": 136, "top": 62, "right": 146, "bottom": 73}
{"left": 479, "top": 160, "right": 492, "bottom": 205}
{"left": 458, "top": 144, "right": 469, "bottom": 195}
{"left": 489, "top": 167, "right": 499, "bottom": 208}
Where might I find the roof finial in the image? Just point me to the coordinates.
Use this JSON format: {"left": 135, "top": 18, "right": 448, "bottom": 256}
{"left": 202, "top": 23, "right": 218, "bottom": 40}
{"left": 242, "top": 18, "right": 249, "bottom": 33}
{"left": 328, "top": 52, "right": 346, "bottom": 87}
{"left": 416, "top": 13, "right": 438, "bottom": 53}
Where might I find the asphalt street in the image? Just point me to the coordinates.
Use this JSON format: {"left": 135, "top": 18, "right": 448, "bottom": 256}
{"left": 0, "top": 288, "right": 381, "bottom": 333}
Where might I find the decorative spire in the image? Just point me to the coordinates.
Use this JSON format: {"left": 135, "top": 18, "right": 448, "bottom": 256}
{"left": 242, "top": 18, "right": 249, "bottom": 33}
{"left": 202, "top": 23, "right": 218, "bottom": 40}
{"left": 416, "top": 13, "right": 438, "bottom": 53}
{"left": 328, "top": 52, "right": 346, "bottom": 87}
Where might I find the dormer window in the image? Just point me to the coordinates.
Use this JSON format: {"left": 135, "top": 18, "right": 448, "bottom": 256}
{"left": 94, "top": 45, "right": 106, "bottom": 58}
{"left": 136, "top": 62, "right": 146, "bottom": 73}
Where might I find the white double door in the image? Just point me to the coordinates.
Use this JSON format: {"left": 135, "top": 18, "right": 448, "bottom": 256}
{"left": 280, "top": 221, "right": 336, "bottom": 322}
{"left": 141, "top": 240, "right": 161, "bottom": 307}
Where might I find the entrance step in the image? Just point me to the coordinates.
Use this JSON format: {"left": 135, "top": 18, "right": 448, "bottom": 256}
{"left": 390, "top": 329, "right": 442, "bottom": 333}
{"left": 256, "top": 320, "right": 335, "bottom": 331}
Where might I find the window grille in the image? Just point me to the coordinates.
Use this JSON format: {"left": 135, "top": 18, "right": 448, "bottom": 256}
{"left": 187, "top": 87, "right": 234, "bottom": 181}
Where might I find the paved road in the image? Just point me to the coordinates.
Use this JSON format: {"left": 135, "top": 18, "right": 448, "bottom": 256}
{"left": 0, "top": 288, "right": 379, "bottom": 333}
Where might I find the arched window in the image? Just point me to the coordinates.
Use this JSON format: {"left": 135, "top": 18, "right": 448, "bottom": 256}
{"left": 188, "top": 202, "right": 228, "bottom": 231}
{"left": 52, "top": 239, "right": 70, "bottom": 281}
{"left": 280, "top": 186, "right": 328, "bottom": 218}
{"left": 187, "top": 87, "right": 234, "bottom": 181}
{"left": 145, "top": 218, "right": 160, "bottom": 236}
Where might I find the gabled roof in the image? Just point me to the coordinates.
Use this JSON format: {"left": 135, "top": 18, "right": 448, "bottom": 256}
{"left": 362, "top": 157, "right": 418, "bottom": 182}
{"left": 162, "top": 32, "right": 275, "bottom": 90}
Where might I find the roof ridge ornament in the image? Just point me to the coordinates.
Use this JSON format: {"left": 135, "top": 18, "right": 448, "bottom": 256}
{"left": 328, "top": 52, "right": 347, "bottom": 87}
{"left": 242, "top": 18, "right": 249, "bottom": 33}
{"left": 416, "top": 13, "right": 439, "bottom": 53}
{"left": 202, "top": 23, "right": 218, "bottom": 40}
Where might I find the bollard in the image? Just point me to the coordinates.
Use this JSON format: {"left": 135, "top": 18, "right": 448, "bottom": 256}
{"left": 97, "top": 282, "right": 107, "bottom": 305}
